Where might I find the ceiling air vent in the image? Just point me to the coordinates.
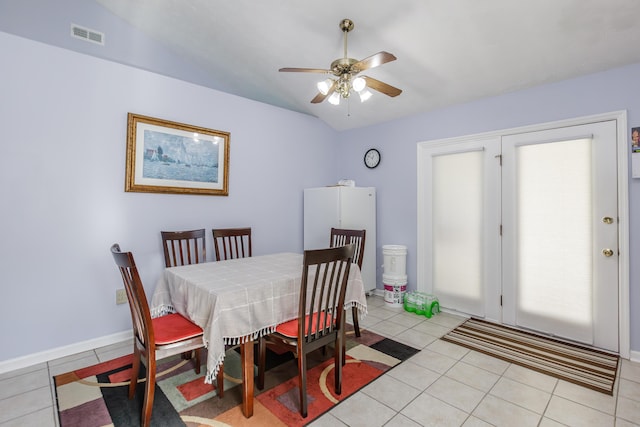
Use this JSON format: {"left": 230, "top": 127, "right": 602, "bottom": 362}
{"left": 70, "top": 24, "right": 104, "bottom": 46}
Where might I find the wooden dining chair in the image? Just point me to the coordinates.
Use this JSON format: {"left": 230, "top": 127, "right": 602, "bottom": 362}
{"left": 110, "top": 244, "right": 223, "bottom": 427}
{"left": 330, "top": 228, "right": 366, "bottom": 338}
{"left": 161, "top": 229, "right": 207, "bottom": 267}
{"left": 212, "top": 227, "right": 252, "bottom": 261}
{"left": 256, "top": 243, "right": 355, "bottom": 418}
{"left": 160, "top": 229, "right": 225, "bottom": 395}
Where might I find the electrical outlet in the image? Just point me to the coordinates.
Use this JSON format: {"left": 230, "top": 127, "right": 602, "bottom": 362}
{"left": 116, "top": 288, "right": 128, "bottom": 305}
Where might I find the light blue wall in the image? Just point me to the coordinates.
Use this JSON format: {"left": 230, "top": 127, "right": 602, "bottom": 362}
{"left": 335, "top": 63, "right": 640, "bottom": 353}
{"left": 0, "top": 32, "right": 338, "bottom": 361}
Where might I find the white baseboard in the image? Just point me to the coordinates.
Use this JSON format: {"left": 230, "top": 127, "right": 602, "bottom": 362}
{"left": 630, "top": 350, "right": 640, "bottom": 363}
{"left": 371, "top": 288, "right": 384, "bottom": 298}
{"left": 0, "top": 330, "right": 132, "bottom": 375}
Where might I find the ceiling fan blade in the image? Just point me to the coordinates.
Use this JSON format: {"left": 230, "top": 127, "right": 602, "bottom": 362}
{"left": 279, "top": 67, "right": 331, "bottom": 73}
{"left": 351, "top": 51, "right": 397, "bottom": 73}
{"left": 311, "top": 92, "right": 328, "bottom": 104}
{"left": 311, "top": 81, "right": 336, "bottom": 103}
{"left": 362, "top": 76, "right": 402, "bottom": 97}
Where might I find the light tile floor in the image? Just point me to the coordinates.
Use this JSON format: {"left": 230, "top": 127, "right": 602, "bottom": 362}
{"left": 2, "top": 295, "right": 639, "bottom": 426}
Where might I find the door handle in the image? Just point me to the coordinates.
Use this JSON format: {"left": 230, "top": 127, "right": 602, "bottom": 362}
{"left": 602, "top": 216, "right": 614, "bottom": 224}
{"left": 602, "top": 248, "right": 614, "bottom": 257}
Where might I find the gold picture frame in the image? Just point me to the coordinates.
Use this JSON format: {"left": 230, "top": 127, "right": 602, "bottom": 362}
{"left": 125, "top": 113, "right": 229, "bottom": 196}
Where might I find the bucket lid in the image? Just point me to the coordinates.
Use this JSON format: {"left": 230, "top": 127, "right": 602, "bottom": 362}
{"left": 382, "top": 245, "right": 407, "bottom": 251}
{"left": 382, "top": 273, "right": 407, "bottom": 284}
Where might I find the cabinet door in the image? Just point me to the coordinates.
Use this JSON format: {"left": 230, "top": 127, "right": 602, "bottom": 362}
{"left": 340, "top": 187, "right": 377, "bottom": 292}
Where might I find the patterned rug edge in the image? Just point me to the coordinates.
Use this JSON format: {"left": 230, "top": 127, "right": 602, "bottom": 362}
{"left": 53, "top": 333, "right": 420, "bottom": 427}
{"left": 441, "top": 318, "right": 619, "bottom": 395}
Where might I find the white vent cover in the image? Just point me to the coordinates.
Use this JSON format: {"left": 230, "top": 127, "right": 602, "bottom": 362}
{"left": 70, "top": 24, "right": 104, "bottom": 45}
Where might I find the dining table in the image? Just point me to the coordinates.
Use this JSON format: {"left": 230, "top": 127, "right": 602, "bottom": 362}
{"left": 149, "top": 252, "right": 368, "bottom": 418}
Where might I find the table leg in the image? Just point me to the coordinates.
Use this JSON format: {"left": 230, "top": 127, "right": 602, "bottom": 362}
{"left": 240, "top": 340, "right": 254, "bottom": 417}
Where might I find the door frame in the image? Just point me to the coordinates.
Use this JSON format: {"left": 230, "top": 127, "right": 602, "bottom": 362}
{"left": 417, "top": 110, "right": 630, "bottom": 358}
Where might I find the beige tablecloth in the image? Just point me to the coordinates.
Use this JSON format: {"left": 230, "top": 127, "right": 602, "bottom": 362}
{"left": 150, "top": 252, "right": 367, "bottom": 383}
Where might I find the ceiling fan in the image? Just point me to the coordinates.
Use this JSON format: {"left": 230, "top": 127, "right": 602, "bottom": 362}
{"left": 279, "top": 18, "right": 402, "bottom": 105}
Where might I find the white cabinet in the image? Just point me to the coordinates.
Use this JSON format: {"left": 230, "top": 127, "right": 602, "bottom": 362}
{"left": 304, "top": 187, "right": 377, "bottom": 292}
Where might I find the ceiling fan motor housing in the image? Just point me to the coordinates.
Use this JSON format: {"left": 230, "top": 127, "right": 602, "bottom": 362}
{"left": 331, "top": 58, "right": 358, "bottom": 76}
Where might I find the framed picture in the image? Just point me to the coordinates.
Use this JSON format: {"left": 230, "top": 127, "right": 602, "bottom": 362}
{"left": 125, "top": 113, "right": 230, "bottom": 196}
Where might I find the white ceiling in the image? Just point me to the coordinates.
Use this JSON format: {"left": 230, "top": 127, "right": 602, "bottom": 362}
{"left": 97, "top": 0, "right": 640, "bottom": 131}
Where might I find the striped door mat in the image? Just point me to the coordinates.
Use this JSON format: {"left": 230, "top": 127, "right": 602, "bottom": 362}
{"left": 441, "top": 318, "right": 619, "bottom": 395}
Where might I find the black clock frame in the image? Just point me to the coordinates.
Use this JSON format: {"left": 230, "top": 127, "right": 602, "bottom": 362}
{"left": 364, "top": 148, "right": 381, "bottom": 169}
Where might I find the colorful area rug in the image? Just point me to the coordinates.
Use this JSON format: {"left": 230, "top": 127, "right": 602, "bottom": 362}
{"left": 54, "top": 327, "right": 418, "bottom": 426}
{"left": 441, "top": 318, "right": 619, "bottom": 395}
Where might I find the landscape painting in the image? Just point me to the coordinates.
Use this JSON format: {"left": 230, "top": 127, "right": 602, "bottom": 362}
{"left": 125, "top": 113, "right": 229, "bottom": 196}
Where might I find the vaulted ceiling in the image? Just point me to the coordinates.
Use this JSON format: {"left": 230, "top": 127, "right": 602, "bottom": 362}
{"left": 10, "top": 1, "right": 640, "bottom": 130}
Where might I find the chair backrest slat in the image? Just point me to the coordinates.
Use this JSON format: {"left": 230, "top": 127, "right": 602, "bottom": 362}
{"left": 329, "top": 228, "right": 366, "bottom": 269}
{"left": 111, "top": 244, "right": 154, "bottom": 352}
{"left": 212, "top": 228, "right": 252, "bottom": 261}
{"left": 299, "top": 244, "right": 354, "bottom": 343}
{"left": 161, "top": 229, "right": 206, "bottom": 267}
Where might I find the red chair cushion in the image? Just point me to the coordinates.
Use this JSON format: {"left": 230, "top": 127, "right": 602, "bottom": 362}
{"left": 275, "top": 312, "right": 334, "bottom": 338}
{"left": 152, "top": 313, "right": 203, "bottom": 345}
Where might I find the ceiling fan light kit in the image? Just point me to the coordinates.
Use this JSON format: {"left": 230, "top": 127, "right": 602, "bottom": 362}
{"left": 279, "top": 18, "right": 402, "bottom": 106}
{"left": 317, "top": 78, "right": 333, "bottom": 95}
{"left": 352, "top": 77, "right": 366, "bottom": 92}
{"left": 358, "top": 89, "right": 373, "bottom": 102}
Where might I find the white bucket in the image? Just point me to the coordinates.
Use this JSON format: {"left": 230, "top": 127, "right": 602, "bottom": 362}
{"left": 382, "top": 245, "right": 407, "bottom": 276}
{"left": 383, "top": 274, "right": 407, "bottom": 307}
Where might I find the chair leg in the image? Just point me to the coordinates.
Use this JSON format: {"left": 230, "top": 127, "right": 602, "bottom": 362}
{"left": 335, "top": 334, "right": 343, "bottom": 395}
{"left": 129, "top": 349, "right": 141, "bottom": 399}
{"left": 141, "top": 362, "right": 156, "bottom": 427}
{"left": 194, "top": 348, "right": 201, "bottom": 375}
{"left": 298, "top": 351, "right": 308, "bottom": 418}
{"left": 216, "top": 363, "right": 225, "bottom": 398}
{"left": 340, "top": 306, "right": 360, "bottom": 366}
{"left": 257, "top": 337, "right": 266, "bottom": 390}
{"left": 352, "top": 306, "right": 361, "bottom": 337}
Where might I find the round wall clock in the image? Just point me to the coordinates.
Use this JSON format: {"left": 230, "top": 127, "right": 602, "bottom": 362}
{"left": 364, "top": 148, "right": 381, "bottom": 169}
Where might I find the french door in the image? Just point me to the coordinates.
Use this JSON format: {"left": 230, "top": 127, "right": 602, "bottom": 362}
{"left": 502, "top": 121, "right": 618, "bottom": 351}
{"left": 421, "top": 137, "right": 501, "bottom": 320}
{"left": 418, "top": 118, "right": 620, "bottom": 352}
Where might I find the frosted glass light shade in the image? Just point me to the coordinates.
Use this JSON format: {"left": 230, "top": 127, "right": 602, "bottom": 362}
{"left": 328, "top": 92, "right": 341, "bottom": 105}
{"left": 352, "top": 76, "right": 366, "bottom": 92}
{"left": 317, "top": 79, "right": 333, "bottom": 95}
{"left": 358, "top": 89, "right": 372, "bottom": 102}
